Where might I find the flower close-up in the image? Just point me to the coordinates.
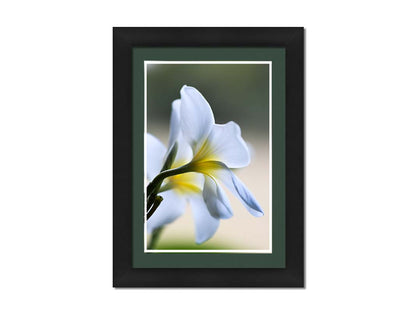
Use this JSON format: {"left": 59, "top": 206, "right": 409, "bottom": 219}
{"left": 146, "top": 85, "right": 264, "bottom": 245}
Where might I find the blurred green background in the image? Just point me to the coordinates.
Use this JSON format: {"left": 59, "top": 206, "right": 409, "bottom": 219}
{"left": 146, "top": 63, "right": 271, "bottom": 250}
{"left": 147, "top": 64, "right": 269, "bottom": 134}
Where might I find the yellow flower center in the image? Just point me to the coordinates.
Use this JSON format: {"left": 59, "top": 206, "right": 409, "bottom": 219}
{"left": 192, "top": 139, "right": 216, "bottom": 163}
{"left": 165, "top": 172, "right": 201, "bottom": 195}
{"left": 159, "top": 158, "right": 202, "bottom": 195}
{"left": 158, "top": 144, "right": 223, "bottom": 196}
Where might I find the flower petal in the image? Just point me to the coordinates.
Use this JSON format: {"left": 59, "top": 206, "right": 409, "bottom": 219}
{"left": 202, "top": 175, "right": 233, "bottom": 219}
{"left": 146, "top": 133, "right": 167, "bottom": 181}
{"left": 196, "top": 161, "right": 264, "bottom": 217}
{"left": 179, "top": 85, "right": 215, "bottom": 151}
{"left": 163, "top": 99, "right": 194, "bottom": 169}
{"left": 195, "top": 121, "right": 251, "bottom": 168}
{"left": 190, "top": 172, "right": 205, "bottom": 191}
{"left": 167, "top": 99, "right": 181, "bottom": 150}
{"left": 171, "top": 132, "right": 193, "bottom": 169}
{"left": 227, "top": 172, "right": 264, "bottom": 217}
{"left": 188, "top": 194, "right": 220, "bottom": 244}
{"left": 146, "top": 190, "right": 186, "bottom": 233}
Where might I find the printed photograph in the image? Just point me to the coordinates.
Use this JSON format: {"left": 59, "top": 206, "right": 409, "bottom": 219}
{"left": 144, "top": 62, "right": 271, "bottom": 252}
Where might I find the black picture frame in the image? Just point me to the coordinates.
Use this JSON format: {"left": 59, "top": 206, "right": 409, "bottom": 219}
{"left": 113, "top": 27, "right": 304, "bottom": 287}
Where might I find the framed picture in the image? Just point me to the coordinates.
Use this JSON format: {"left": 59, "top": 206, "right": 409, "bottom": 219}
{"left": 113, "top": 27, "right": 304, "bottom": 287}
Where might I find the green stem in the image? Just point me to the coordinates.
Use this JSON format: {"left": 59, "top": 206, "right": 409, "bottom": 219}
{"left": 146, "top": 162, "right": 203, "bottom": 219}
{"left": 148, "top": 227, "right": 164, "bottom": 249}
{"left": 146, "top": 163, "right": 193, "bottom": 198}
{"left": 145, "top": 164, "right": 192, "bottom": 220}
{"left": 146, "top": 195, "right": 163, "bottom": 220}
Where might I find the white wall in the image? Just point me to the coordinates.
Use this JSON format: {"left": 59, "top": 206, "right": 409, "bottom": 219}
{"left": 0, "top": 1, "right": 415, "bottom": 311}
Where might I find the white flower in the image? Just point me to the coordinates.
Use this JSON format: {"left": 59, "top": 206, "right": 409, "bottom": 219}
{"left": 146, "top": 85, "right": 263, "bottom": 244}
